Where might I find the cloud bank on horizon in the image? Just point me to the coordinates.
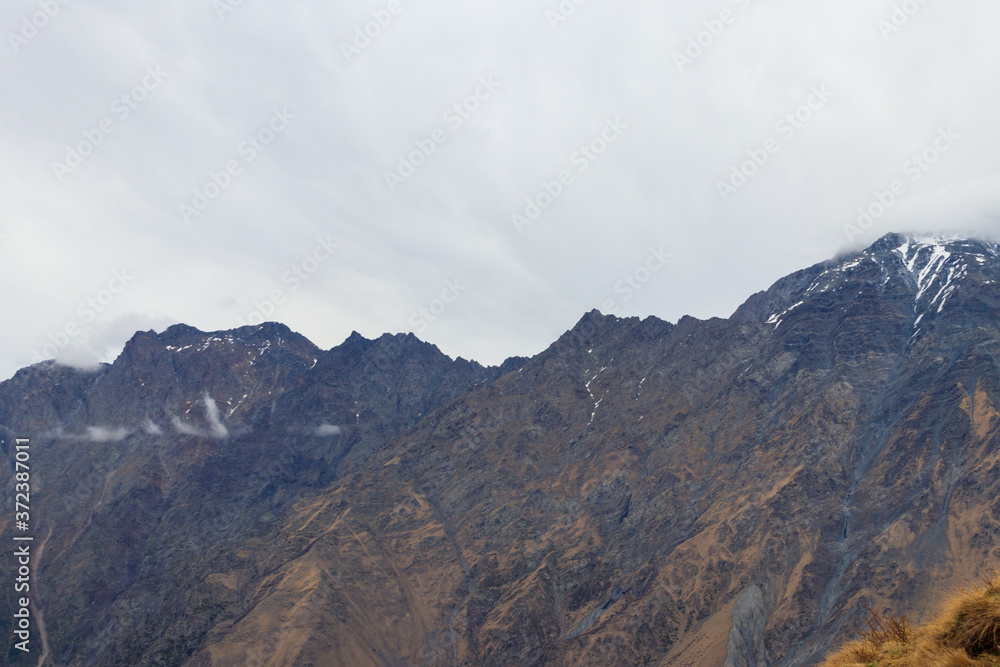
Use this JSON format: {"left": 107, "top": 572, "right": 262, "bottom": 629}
{"left": 1, "top": 0, "right": 998, "bottom": 379}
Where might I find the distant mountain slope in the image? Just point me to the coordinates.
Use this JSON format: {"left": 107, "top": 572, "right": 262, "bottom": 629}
{"left": 1, "top": 324, "right": 521, "bottom": 665}
{"left": 3, "top": 233, "right": 1000, "bottom": 666}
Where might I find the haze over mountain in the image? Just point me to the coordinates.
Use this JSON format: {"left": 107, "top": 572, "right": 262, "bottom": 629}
{"left": 4, "top": 232, "right": 1000, "bottom": 666}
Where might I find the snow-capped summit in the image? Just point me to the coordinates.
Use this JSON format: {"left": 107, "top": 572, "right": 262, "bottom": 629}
{"left": 736, "top": 232, "right": 1000, "bottom": 340}
{"left": 890, "top": 234, "right": 998, "bottom": 321}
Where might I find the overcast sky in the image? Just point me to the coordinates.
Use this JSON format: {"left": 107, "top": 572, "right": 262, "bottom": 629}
{"left": 1, "top": 0, "right": 999, "bottom": 379}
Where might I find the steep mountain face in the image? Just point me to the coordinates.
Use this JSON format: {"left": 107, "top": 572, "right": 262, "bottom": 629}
{"left": 3, "top": 232, "right": 1000, "bottom": 666}
{"left": 0, "top": 324, "right": 517, "bottom": 665}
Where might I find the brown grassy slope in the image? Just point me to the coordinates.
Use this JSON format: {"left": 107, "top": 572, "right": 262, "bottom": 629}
{"left": 821, "top": 576, "right": 1000, "bottom": 666}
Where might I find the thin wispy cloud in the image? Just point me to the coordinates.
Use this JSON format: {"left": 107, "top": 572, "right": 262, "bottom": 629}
{"left": 314, "top": 423, "right": 342, "bottom": 436}
{"left": 171, "top": 416, "right": 203, "bottom": 437}
{"left": 47, "top": 425, "right": 131, "bottom": 442}
{"left": 170, "top": 394, "right": 229, "bottom": 439}
{"left": 203, "top": 393, "right": 229, "bottom": 438}
{"left": 86, "top": 426, "right": 129, "bottom": 442}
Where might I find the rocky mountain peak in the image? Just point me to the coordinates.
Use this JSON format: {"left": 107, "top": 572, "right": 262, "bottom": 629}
{"left": 734, "top": 232, "right": 1000, "bottom": 336}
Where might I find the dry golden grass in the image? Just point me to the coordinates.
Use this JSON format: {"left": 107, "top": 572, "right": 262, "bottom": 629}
{"left": 821, "top": 574, "right": 1000, "bottom": 667}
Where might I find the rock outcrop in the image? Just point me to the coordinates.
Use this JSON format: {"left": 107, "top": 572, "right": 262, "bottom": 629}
{"left": 724, "top": 585, "right": 771, "bottom": 667}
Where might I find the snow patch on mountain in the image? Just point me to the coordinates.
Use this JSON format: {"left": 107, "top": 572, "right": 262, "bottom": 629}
{"left": 892, "top": 236, "right": 986, "bottom": 328}
{"left": 585, "top": 365, "right": 609, "bottom": 424}
{"left": 756, "top": 233, "right": 1000, "bottom": 334}
{"left": 766, "top": 300, "right": 804, "bottom": 328}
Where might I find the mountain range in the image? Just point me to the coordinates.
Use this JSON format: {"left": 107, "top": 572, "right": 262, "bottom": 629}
{"left": 4, "top": 231, "right": 1000, "bottom": 666}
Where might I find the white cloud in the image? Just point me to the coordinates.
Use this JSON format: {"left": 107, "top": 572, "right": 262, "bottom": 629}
{"left": 203, "top": 393, "right": 229, "bottom": 438}
{"left": 170, "top": 394, "right": 229, "bottom": 439}
{"left": 86, "top": 426, "right": 130, "bottom": 442}
{"left": 47, "top": 425, "right": 131, "bottom": 442}
{"left": 314, "top": 423, "right": 343, "bottom": 436}
{"left": 171, "top": 416, "right": 203, "bottom": 437}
